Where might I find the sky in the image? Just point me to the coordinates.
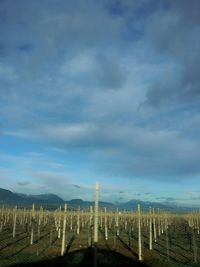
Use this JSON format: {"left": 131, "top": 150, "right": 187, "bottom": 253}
{"left": 0, "top": 0, "right": 200, "bottom": 206}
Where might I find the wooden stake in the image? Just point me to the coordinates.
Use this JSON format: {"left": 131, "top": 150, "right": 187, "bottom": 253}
{"left": 93, "top": 182, "right": 99, "bottom": 267}
{"left": 61, "top": 204, "right": 67, "bottom": 256}
{"left": 138, "top": 204, "right": 142, "bottom": 261}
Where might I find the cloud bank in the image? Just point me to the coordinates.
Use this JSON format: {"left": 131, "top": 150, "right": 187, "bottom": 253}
{"left": 0, "top": 0, "right": 200, "bottom": 197}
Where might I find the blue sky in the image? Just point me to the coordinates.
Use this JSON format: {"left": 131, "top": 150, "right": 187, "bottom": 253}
{"left": 1, "top": 0, "right": 200, "bottom": 206}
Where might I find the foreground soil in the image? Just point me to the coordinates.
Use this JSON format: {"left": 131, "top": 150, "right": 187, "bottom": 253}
{"left": 7, "top": 248, "right": 150, "bottom": 267}
{"left": 0, "top": 217, "right": 199, "bottom": 267}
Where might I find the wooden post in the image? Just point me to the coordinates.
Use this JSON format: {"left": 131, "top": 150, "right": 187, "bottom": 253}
{"left": 94, "top": 182, "right": 99, "bottom": 244}
{"left": 138, "top": 204, "right": 142, "bottom": 261}
{"left": 58, "top": 206, "right": 61, "bottom": 239}
{"left": 153, "top": 208, "right": 157, "bottom": 242}
{"left": 37, "top": 206, "right": 42, "bottom": 241}
{"left": 70, "top": 209, "right": 73, "bottom": 231}
{"left": 12, "top": 206, "right": 17, "bottom": 238}
{"left": 104, "top": 207, "right": 108, "bottom": 240}
{"left": 88, "top": 206, "right": 93, "bottom": 247}
{"left": 30, "top": 204, "right": 35, "bottom": 245}
{"left": 116, "top": 208, "right": 119, "bottom": 236}
{"left": 149, "top": 207, "right": 153, "bottom": 250}
{"left": 61, "top": 204, "right": 67, "bottom": 256}
{"left": 166, "top": 223, "right": 170, "bottom": 261}
{"left": 93, "top": 182, "right": 99, "bottom": 267}
{"left": 77, "top": 206, "right": 80, "bottom": 235}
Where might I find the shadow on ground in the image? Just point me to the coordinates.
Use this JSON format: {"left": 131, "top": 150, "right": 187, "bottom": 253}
{"left": 8, "top": 248, "right": 150, "bottom": 267}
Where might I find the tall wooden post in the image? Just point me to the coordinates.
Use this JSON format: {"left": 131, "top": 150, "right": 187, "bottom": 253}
{"left": 70, "top": 209, "right": 73, "bottom": 231}
{"left": 149, "top": 207, "right": 153, "bottom": 250}
{"left": 158, "top": 208, "right": 161, "bottom": 236}
{"left": 61, "top": 204, "right": 67, "bottom": 256}
{"left": 116, "top": 208, "right": 119, "bottom": 236}
{"left": 58, "top": 206, "right": 61, "bottom": 238}
{"left": 12, "top": 206, "right": 17, "bottom": 238}
{"left": 30, "top": 204, "right": 35, "bottom": 245}
{"left": 37, "top": 206, "right": 42, "bottom": 241}
{"left": 104, "top": 207, "right": 108, "bottom": 240}
{"left": 77, "top": 206, "right": 80, "bottom": 235}
{"left": 94, "top": 182, "right": 99, "bottom": 244}
{"left": 138, "top": 204, "right": 142, "bottom": 261}
{"left": 153, "top": 208, "right": 157, "bottom": 242}
{"left": 93, "top": 182, "right": 99, "bottom": 267}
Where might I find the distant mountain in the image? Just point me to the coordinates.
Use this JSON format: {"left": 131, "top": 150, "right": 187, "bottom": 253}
{"left": 116, "top": 199, "right": 191, "bottom": 212}
{"left": 0, "top": 187, "right": 196, "bottom": 212}
{"left": 0, "top": 189, "right": 114, "bottom": 209}
{"left": 66, "top": 199, "right": 115, "bottom": 209}
{"left": 0, "top": 188, "right": 64, "bottom": 205}
{"left": 21, "top": 193, "right": 64, "bottom": 204}
{"left": 0, "top": 188, "right": 24, "bottom": 203}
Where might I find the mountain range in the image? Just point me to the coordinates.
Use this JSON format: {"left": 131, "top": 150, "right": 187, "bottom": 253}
{"left": 0, "top": 188, "right": 195, "bottom": 212}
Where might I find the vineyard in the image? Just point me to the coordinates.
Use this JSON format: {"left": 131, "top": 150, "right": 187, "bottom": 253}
{"left": 0, "top": 185, "right": 200, "bottom": 267}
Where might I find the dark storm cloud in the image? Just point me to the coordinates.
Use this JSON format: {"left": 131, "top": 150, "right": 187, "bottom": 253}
{"left": 0, "top": 0, "right": 128, "bottom": 126}
{"left": 144, "top": 0, "right": 200, "bottom": 106}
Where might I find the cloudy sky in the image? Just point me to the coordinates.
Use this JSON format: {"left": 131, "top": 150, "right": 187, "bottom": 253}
{"left": 0, "top": 0, "right": 200, "bottom": 206}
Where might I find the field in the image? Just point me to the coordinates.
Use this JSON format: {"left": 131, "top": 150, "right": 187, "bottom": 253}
{"left": 0, "top": 205, "right": 200, "bottom": 267}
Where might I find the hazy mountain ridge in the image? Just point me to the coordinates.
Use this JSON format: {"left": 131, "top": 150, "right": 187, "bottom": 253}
{"left": 0, "top": 188, "right": 64, "bottom": 205}
{"left": 0, "top": 188, "right": 196, "bottom": 212}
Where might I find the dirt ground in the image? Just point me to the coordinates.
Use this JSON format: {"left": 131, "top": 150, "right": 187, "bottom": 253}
{"left": 0, "top": 217, "right": 199, "bottom": 267}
